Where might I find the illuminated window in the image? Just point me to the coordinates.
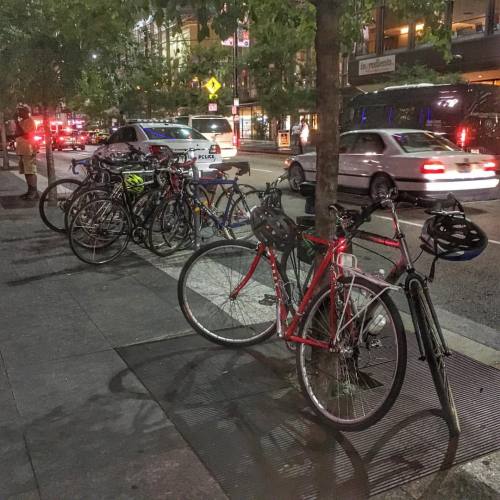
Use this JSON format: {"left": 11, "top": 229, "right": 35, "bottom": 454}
{"left": 495, "top": 0, "right": 500, "bottom": 32}
{"left": 383, "top": 10, "right": 410, "bottom": 51}
{"left": 355, "top": 10, "right": 376, "bottom": 55}
{"left": 451, "top": 0, "right": 487, "bottom": 37}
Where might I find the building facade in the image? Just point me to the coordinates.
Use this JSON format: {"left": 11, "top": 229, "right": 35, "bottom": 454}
{"left": 349, "top": 0, "right": 500, "bottom": 87}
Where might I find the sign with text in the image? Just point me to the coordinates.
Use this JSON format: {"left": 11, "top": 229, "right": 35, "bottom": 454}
{"left": 277, "top": 130, "right": 290, "bottom": 149}
{"left": 208, "top": 102, "right": 218, "bottom": 112}
{"left": 359, "top": 55, "right": 396, "bottom": 76}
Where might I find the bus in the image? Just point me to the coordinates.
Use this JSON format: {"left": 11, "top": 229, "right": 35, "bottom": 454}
{"left": 342, "top": 83, "right": 500, "bottom": 157}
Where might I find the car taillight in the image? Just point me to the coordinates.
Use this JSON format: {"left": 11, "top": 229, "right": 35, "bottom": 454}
{"left": 456, "top": 125, "right": 470, "bottom": 148}
{"left": 482, "top": 160, "right": 497, "bottom": 172}
{"left": 34, "top": 135, "right": 42, "bottom": 142}
{"left": 209, "top": 144, "right": 221, "bottom": 155}
{"left": 420, "top": 160, "right": 445, "bottom": 174}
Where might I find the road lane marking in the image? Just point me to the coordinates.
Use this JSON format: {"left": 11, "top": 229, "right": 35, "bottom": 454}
{"left": 252, "top": 168, "right": 274, "bottom": 173}
{"left": 375, "top": 215, "right": 500, "bottom": 245}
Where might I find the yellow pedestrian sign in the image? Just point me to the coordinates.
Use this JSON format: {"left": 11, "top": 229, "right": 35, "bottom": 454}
{"left": 204, "top": 76, "right": 222, "bottom": 97}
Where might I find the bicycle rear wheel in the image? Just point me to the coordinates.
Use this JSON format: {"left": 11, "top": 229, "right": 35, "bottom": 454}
{"left": 296, "top": 277, "right": 406, "bottom": 431}
{"left": 227, "top": 191, "right": 261, "bottom": 239}
{"left": 178, "top": 239, "right": 276, "bottom": 346}
{"left": 69, "top": 198, "right": 131, "bottom": 265}
{"left": 39, "top": 178, "right": 83, "bottom": 232}
{"left": 408, "top": 278, "right": 460, "bottom": 436}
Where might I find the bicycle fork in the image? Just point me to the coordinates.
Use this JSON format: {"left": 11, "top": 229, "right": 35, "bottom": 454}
{"left": 406, "top": 273, "right": 451, "bottom": 361}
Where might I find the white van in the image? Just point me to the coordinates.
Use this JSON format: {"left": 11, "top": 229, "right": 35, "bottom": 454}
{"left": 176, "top": 115, "right": 237, "bottom": 158}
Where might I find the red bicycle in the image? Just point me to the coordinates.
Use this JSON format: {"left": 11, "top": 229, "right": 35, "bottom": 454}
{"left": 178, "top": 190, "right": 479, "bottom": 434}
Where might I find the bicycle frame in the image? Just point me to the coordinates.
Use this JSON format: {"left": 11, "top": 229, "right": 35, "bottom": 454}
{"left": 231, "top": 235, "right": 349, "bottom": 351}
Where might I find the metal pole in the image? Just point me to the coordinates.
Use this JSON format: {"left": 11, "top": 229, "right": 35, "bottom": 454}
{"left": 0, "top": 112, "right": 9, "bottom": 170}
{"left": 233, "top": 27, "right": 240, "bottom": 149}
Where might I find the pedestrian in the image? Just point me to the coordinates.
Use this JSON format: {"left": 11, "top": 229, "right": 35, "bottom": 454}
{"left": 291, "top": 122, "right": 301, "bottom": 154}
{"left": 299, "top": 118, "right": 309, "bottom": 154}
{"left": 14, "top": 104, "right": 38, "bottom": 200}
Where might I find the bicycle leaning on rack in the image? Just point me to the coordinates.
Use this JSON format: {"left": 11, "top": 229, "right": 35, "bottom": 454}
{"left": 177, "top": 187, "right": 488, "bottom": 435}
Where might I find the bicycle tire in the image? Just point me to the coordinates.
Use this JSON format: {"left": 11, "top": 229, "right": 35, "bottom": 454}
{"left": 64, "top": 186, "right": 112, "bottom": 232}
{"left": 296, "top": 277, "right": 407, "bottom": 432}
{"left": 226, "top": 191, "right": 261, "bottom": 239}
{"left": 409, "top": 279, "right": 460, "bottom": 436}
{"left": 39, "top": 178, "right": 83, "bottom": 232}
{"left": 69, "top": 198, "right": 131, "bottom": 265}
{"left": 178, "top": 239, "right": 277, "bottom": 346}
{"left": 148, "top": 194, "right": 192, "bottom": 256}
{"left": 213, "top": 183, "right": 257, "bottom": 213}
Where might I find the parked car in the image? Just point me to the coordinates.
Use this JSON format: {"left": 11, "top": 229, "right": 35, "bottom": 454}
{"left": 175, "top": 115, "right": 236, "bottom": 158}
{"left": 52, "top": 130, "right": 86, "bottom": 151}
{"left": 94, "top": 121, "right": 222, "bottom": 173}
{"left": 342, "top": 83, "right": 500, "bottom": 158}
{"left": 284, "top": 129, "right": 498, "bottom": 201}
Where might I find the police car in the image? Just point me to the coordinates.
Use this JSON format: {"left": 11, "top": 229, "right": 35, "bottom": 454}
{"left": 94, "top": 120, "right": 222, "bottom": 173}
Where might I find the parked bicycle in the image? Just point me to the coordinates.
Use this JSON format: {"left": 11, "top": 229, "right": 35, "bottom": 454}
{"left": 178, "top": 189, "right": 487, "bottom": 436}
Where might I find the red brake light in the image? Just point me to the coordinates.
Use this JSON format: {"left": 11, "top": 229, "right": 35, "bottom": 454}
{"left": 209, "top": 144, "right": 221, "bottom": 155}
{"left": 482, "top": 160, "right": 497, "bottom": 172}
{"left": 457, "top": 126, "right": 470, "bottom": 148}
{"left": 420, "top": 160, "right": 445, "bottom": 174}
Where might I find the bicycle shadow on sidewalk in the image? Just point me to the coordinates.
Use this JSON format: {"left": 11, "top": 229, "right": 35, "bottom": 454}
{"left": 112, "top": 337, "right": 464, "bottom": 499}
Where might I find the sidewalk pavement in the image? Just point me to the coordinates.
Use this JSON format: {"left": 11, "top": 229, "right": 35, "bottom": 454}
{"left": 0, "top": 166, "right": 498, "bottom": 499}
{"left": 239, "top": 139, "right": 315, "bottom": 156}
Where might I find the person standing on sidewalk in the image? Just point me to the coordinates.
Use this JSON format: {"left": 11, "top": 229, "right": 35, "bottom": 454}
{"left": 15, "top": 104, "right": 38, "bottom": 200}
{"left": 291, "top": 122, "right": 301, "bottom": 154}
{"left": 299, "top": 118, "right": 309, "bottom": 154}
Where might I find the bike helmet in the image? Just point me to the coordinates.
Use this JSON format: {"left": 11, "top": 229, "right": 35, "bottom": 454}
{"left": 124, "top": 173, "right": 144, "bottom": 193}
{"left": 420, "top": 213, "right": 487, "bottom": 261}
{"left": 250, "top": 206, "right": 297, "bottom": 251}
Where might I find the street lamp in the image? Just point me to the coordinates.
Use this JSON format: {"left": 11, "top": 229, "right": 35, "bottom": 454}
{"left": 91, "top": 53, "right": 98, "bottom": 60}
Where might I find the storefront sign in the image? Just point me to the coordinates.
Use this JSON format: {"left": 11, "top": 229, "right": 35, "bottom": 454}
{"left": 277, "top": 130, "right": 290, "bottom": 148}
{"left": 359, "top": 55, "right": 396, "bottom": 76}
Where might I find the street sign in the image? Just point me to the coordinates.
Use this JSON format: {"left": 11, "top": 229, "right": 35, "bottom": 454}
{"left": 204, "top": 77, "right": 222, "bottom": 97}
{"left": 208, "top": 102, "right": 218, "bottom": 112}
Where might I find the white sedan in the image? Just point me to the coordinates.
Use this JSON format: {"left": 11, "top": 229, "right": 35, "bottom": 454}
{"left": 94, "top": 121, "right": 222, "bottom": 173}
{"left": 285, "top": 129, "right": 499, "bottom": 201}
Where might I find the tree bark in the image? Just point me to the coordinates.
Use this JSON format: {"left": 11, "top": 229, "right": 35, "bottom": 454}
{"left": 43, "top": 107, "right": 56, "bottom": 200}
{"left": 0, "top": 112, "right": 9, "bottom": 170}
{"left": 314, "top": 0, "right": 341, "bottom": 239}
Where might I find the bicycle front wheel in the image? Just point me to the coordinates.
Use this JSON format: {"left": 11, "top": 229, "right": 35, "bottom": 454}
{"left": 39, "top": 178, "right": 83, "bottom": 232}
{"left": 69, "top": 199, "right": 131, "bottom": 265}
{"left": 178, "top": 239, "right": 277, "bottom": 346}
{"left": 296, "top": 277, "right": 406, "bottom": 431}
{"left": 409, "top": 279, "right": 460, "bottom": 436}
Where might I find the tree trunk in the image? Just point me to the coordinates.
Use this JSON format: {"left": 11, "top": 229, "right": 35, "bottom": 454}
{"left": 43, "top": 107, "right": 56, "bottom": 200}
{"left": 314, "top": 0, "right": 341, "bottom": 239}
{"left": 0, "top": 112, "right": 9, "bottom": 170}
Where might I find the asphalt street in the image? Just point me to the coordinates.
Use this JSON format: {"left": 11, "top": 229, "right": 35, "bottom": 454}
{"left": 28, "top": 147, "right": 500, "bottom": 347}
